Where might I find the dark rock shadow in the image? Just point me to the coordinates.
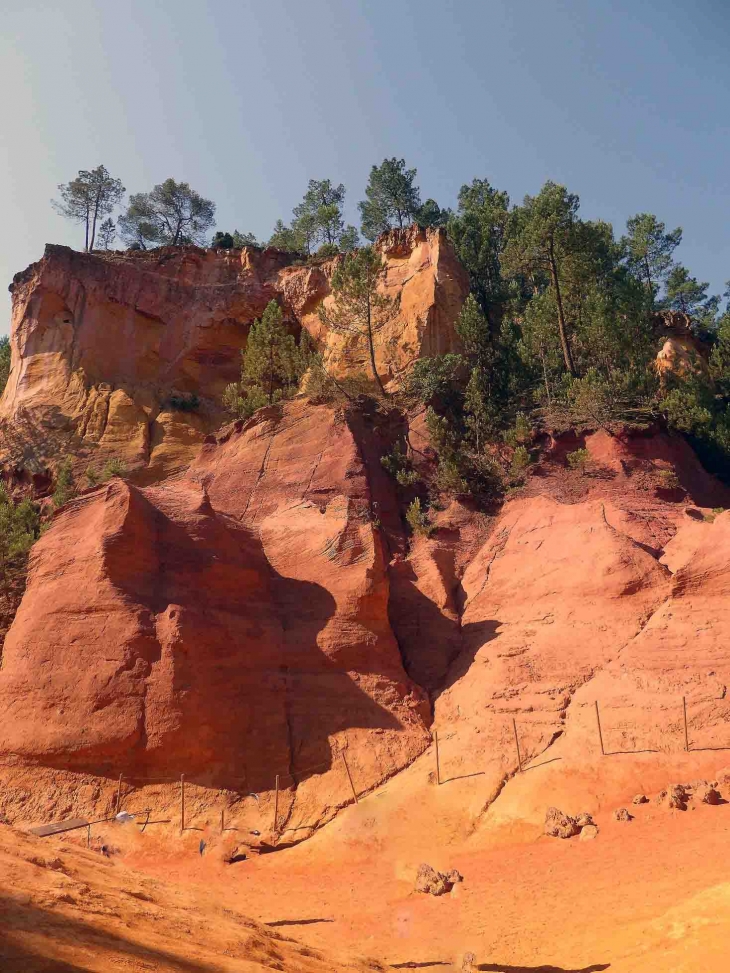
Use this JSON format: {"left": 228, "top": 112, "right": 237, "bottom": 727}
{"left": 0, "top": 894, "right": 218, "bottom": 972}
{"left": 437, "top": 618, "right": 502, "bottom": 694}
{"left": 478, "top": 964, "right": 610, "bottom": 972}
{"left": 0, "top": 479, "right": 413, "bottom": 793}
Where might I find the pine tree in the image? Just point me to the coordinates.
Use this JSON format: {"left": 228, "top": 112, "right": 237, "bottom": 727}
{"left": 502, "top": 181, "right": 582, "bottom": 376}
{"left": 97, "top": 217, "right": 116, "bottom": 250}
{"left": 52, "top": 165, "right": 125, "bottom": 251}
{"left": 358, "top": 158, "right": 421, "bottom": 240}
{"left": 317, "top": 247, "right": 399, "bottom": 395}
{"left": 665, "top": 264, "right": 712, "bottom": 316}
{"left": 118, "top": 178, "right": 216, "bottom": 248}
{"left": 622, "top": 213, "right": 682, "bottom": 300}
{"left": 222, "top": 300, "right": 308, "bottom": 418}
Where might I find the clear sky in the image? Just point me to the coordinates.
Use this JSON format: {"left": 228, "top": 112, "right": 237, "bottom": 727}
{"left": 1, "top": 0, "right": 728, "bottom": 328}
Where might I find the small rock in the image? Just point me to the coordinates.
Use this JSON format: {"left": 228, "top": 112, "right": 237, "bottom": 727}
{"left": 414, "top": 863, "right": 460, "bottom": 896}
{"left": 461, "top": 953, "right": 476, "bottom": 973}
{"left": 613, "top": 808, "right": 633, "bottom": 822}
{"left": 695, "top": 783, "right": 722, "bottom": 805}
{"left": 579, "top": 824, "right": 599, "bottom": 841}
{"left": 446, "top": 869, "right": 463, "bottom": 884}
{"left": 667, "top": 784, "right": 688, "bottom": 810}
{"left": 575, "top": 812, "right": 594, "bottom": 828}
{"left": 633, "top": 794, "right": 649, "bottom": 805}
{"left": 544, "top": 807, "right": 580, "bottom": 839}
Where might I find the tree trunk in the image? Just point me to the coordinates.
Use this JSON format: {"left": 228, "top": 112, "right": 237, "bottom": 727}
{"left": 548, "top": 240, "right": 576, "bottom": 377}
{"left": 540, "top": 347, "right": 552, "bottom": 407}
{"left": 366, "top": 298, "right": 387, "bottom": 396}
{"left": 268, "top": 338, "right": 275, "bottom": 404}
{"left": 90, "top": 193, "right": 101, "bottom": 252}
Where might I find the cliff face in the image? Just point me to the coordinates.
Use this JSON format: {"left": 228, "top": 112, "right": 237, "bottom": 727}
{"left": 1, "top": 227, "right": 468, "bottom": 483}
{"left": 0, "top": 398, "right": 430, "bottom": 833}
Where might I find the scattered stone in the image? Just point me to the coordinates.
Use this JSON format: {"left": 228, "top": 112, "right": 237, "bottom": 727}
{"left": 668, "top": 784, "right": 688, "bottom": 810}
{"left": 579, "top": 824, "right": 599, "bottom": 841}
{"left": 633, "top": 794, "right": 649, "bottom": 805}
{"left": 414, "top": 863, "right": 462, "bottom": 896}
{"left": 575, "top": 812, "right": 594, "bottom": 828}
{"left": 544, "top": 807, "right": 580, "bottom": 839}
{"left": 613, "top": 808, "right": 633, "bottom": 822}
{"left": 695, "top": 783, "right": 722, "bottom": 805}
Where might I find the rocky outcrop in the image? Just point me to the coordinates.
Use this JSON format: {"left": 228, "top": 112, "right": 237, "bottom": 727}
{"left": 0, "top": 399, "right": 430, "bottom": 831}
{"left": 653, "top": 310, "right": 710, "bottom": 381}
{"left": 1, "top": 227, "right": 468, "bottom": 482}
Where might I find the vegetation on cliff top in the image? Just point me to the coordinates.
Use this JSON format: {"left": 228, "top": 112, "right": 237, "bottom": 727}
{"left": 51, "top": 161, "right": 730, "bottom": 490}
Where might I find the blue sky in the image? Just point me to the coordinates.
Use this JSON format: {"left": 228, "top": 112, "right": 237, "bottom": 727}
{"left": 1, "top": 0, "right": 728, "bottom": 325}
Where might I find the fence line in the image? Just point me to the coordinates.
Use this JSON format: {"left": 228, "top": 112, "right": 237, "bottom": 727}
{"left": 24, "top": 694, "right": 730, "bottom": 841}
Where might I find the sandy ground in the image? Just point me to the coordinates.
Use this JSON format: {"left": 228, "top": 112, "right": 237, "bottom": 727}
{"left": 107, "top": 769, "right": 730, "bottom": 973}
{"left": 6, "top": 737, "right": 730, "bottom": 970}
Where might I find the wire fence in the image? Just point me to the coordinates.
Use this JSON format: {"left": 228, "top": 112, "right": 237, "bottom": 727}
{"left": 24, "top": 694, "right": 730, "bottom": 843}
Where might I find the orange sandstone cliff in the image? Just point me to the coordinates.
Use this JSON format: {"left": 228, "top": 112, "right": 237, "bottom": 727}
{"left": 0, "top": 227, "right": 468, "bottom": 483}
{"left": 2, "top": 231, "right": 730, "bottom": 850}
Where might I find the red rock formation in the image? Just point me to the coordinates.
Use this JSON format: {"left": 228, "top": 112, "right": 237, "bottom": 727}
{"left": 0, "top": 400, "right": 430, "bottom": 828}
{"left": 1, "top": 228, "right": 468, "bottom": 483}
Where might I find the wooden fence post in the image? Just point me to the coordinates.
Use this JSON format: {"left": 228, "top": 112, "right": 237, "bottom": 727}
{"left": 220, "top": 807, "right": 225, "bottom": 835}
{"left": 595, "top": 701, "right": 605, "bottom": 756}
{"left": 116, "top": 773, "right": 123, "bottom": 814}
{"left": 434, "top": 730, "right": 441, "bottom": 785}
{"left": 180, "top": 774, "right": 185, "bottom": 834}
{"left": 683, "top": 696, "right": 690, "bottom": 752}
{"left": 512, "top": 718, "right": 523, "bottom": 773}
{"left": 274, "top": 775, "right": 279, "bottom": 832}
{"left": 342, "top": 752, "right": 358, "bottom": 803}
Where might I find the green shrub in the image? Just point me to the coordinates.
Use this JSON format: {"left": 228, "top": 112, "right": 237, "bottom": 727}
{"left": 405, "top": 498, "right": 434, "bottom": 537}
{"left": 52, "top": 459, "right": 76, "bottom": 509}
{"left": 504, "top": 412, "right": 532, "bottom": 447}
{"left": 167, "top": 392, "right": 200, "bottom": 412}
{"left": 566, "top": 448, "right": 591, "bottom": 474}
{"left": 101, "top": 457, "right": 127, "bottom": 481}
{"left": 381, "top": 443, "right": 419, "bottom": 487}
{"left": 509, "top": 445, "right": 532, "bottom": 485}
{"left": 0, "top": 484, "right": 41, "bottom": 577}
{"left": 656, "top": 468, "right": 681, "bottom": 490}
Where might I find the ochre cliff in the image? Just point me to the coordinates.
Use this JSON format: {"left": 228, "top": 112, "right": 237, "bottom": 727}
{"left": 1, "top": 227, "right": 468, "bottom": 483}
{"left": 0, "top": 399, "right": 430, "bottom": 835}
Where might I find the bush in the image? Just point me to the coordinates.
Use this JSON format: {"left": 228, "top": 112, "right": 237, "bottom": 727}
{"left": 405, "top": 498, "right": 434, "bottom": 537}
{"left": 509, "top": 445, "right": 532, "bottom": 485}
{"left": 222, "top": 383, "right": 268, "bottom": 420}
{"left": 210, "top": 231, "right": 235, "bottom": 249}
{"left": 381, "top": 443, "right": 419, "bottom": 487}
{"left": 656, "top": 468, "right": 681, "bottom": 491}
{"left": 167, "top": 392, "right": 200, "bottom": 412}
{"left": 52, "top": 458, "right": 76, "bottom": 509}
{"left": 0, "top": 484, "right": 41, "bottom": 577}
{"left": 101, "top": 457, "right": 127, "bottom": 481}
{"left": 504, "top": 412, "right": 532, "bottom": 447}
{"left": 566, "top": 448, "right": 591, "bottom": 474}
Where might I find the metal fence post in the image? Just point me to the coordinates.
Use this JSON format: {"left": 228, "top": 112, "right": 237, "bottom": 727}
{"left": 342, "top": 752, "right": 358, "bottom": 803}
{"left": 595, "top": 701, "right": 605, "bottom": 756}
{"left": 274, "top": 775, "right": 279, "bottom": 832}
{"left": 512, "top": 718, "right": 523, "bottom": 773}
{"left": 434, "top": 729, "right": 441, "bottom": 785}
{"left": 180, "top": 774, "right": 185, "bottom": 834}
{"left": 683, "top": 696, "right": 690, "bottom": 752}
